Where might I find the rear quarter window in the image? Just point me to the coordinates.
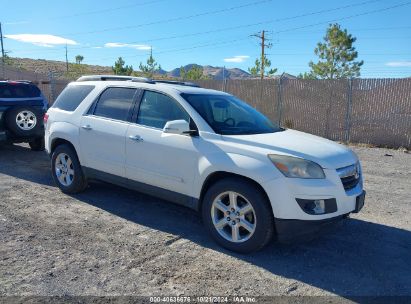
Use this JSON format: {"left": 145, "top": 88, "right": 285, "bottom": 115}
{"left": 0, "top": 83, "right": 41, "bottom": 98}
{"left": 52, "top": 85, "right": 95, "bottom": 112}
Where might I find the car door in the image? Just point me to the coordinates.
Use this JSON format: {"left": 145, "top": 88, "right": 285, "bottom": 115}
{"left": 125, "top": 90, "right": 200, "bottom": 197}
{"left": 79, "top": 87, "right": 139, "bottom": 177}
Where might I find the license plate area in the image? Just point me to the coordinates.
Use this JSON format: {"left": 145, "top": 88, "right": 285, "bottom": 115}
{"left": 354, "top": 191, "right": 366, "bottom": 213}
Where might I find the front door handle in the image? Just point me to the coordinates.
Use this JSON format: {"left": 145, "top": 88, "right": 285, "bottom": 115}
{"left": 129, "top": 135, "right": 144, "bottom": 142}
{"left": 82, "top": 125, "right": 92, "bottom": 130}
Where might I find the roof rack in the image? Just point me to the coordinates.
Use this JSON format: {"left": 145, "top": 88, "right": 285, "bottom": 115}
{"left": 76, "top": 75, "right": 201, "bottom": 88}
{"left": 76, "top": 75, "right": 155, "bottom": 84}
{"left": 0, "top": 80, "right": 33, "bottom": 84}
{"left": 153, "top": 80, "right": 200, "bottom": 87}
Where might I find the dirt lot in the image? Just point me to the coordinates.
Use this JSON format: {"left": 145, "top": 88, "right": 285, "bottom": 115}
{"left": 0, "top": 143, "right": 410, "bottom": 298}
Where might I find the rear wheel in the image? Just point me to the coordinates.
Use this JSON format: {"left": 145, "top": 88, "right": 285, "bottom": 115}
{"left": 202, "top": 178, "right": 275, "bottom": 253}
{"left": 51, "top": 144, "right": 87, "bottom": 193}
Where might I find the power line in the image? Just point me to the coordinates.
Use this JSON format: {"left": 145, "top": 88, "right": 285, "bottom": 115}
{"left": 52, "top": 0, "right": 168, "bottom": 20}
{"left": 90, "top": 0, "right": 411, "bottom": 58}
{"left": 3, "top": 0, "right": 169, "bottom": 23}
{"left": 7, "top": 1, "right": 411, "bottom": 62}
{"left": 271, "top": 1, "right": 411, "bottom": 35}
{"left": 64, "top": 0, "right": 274, "bottom": 36}
{"left": 10, "top": 1, "right": 407, "bottom": 55}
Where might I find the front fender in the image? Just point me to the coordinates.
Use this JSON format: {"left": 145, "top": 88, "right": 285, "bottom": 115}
{"left": 193, "top": 152, "right": 281, "bottom": 198}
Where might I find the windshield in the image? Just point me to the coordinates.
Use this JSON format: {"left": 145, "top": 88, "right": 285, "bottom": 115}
{"left": 181, "top": 93, "right": 281, "bottom": 135}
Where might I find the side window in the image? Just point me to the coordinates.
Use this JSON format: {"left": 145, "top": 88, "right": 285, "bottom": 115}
{"left": 136, "top": 91, "right": 189, "bottom": 129}
{"left": 93, "top": 87, "right": 136, "bottom": 121}
{"left": 52, "top": 85, "right": 94, "bottom": 111}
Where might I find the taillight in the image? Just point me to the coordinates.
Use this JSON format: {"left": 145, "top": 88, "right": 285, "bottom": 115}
{"left": 44, "top": 113, "right": 49, "bottom": 124}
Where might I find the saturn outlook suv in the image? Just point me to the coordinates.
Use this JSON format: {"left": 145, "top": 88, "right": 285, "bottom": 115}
{"left": 45, "top": 75, "right": 365, "bottom": 253}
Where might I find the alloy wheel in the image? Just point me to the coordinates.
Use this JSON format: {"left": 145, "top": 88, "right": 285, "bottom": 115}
{"left": 55, "top": 153, "right": 75, "bottom": 186}
{"left": 211, "top": 191, "right": 257, "bottom": 243}
{"left": 16, "top": 110, "right": 37, "bottom": 131}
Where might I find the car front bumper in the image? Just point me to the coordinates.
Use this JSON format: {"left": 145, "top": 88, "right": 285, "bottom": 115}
{"left": 261, "top": 167, "right": 365, "bottom": 240}
{"left": 274, "top": 215, "right": 347, "bottom": 242}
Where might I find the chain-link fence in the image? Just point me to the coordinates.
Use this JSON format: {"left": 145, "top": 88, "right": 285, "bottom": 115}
{"left": 197, "top": 78, "right": 411, "bottom": 148}
{"left": 1, "top": 64, "right": 410, "bottom": 148}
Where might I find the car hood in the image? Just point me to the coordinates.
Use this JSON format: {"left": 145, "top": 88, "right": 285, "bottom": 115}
{"left": 221, "top": 129, "right": 358, "bottom": 169}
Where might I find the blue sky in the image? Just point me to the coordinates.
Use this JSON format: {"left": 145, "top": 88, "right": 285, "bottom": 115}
{"left": 1, "top": 0, "right": 411, "bottom": 77}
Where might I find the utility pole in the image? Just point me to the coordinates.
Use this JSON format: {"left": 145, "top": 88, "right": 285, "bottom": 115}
{"left": 65, "top": 44, "right": 69, "bottom": 72}
{"left": 0, "top": 22, "right": 5, "bottom": 79}
{"left": 251, "top": 30, "right": 272, "bottom": 79}
{"left": 0, "top": 22, "right": 5, "bottom": 61}
{"left": 260, "top": 30, "right": 265, "bottom": 80}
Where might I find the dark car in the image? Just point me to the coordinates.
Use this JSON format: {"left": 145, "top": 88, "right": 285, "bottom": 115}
{"left": 0, "top": 80, "right": 47, "bottom": 151}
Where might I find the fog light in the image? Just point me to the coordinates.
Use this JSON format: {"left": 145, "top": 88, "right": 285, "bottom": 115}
{"left": 296, "top": 198, "right": 337, "bottom": 215}
{"left": 313, "top": 199, "right": 325, "bottom": 214}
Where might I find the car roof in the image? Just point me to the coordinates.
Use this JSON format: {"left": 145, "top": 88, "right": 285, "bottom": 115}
{"left": 73, "top": 75, "right": 230, "bottom": 96}
{"left": 0, "top": 80, "right": 35, "bottom": 85}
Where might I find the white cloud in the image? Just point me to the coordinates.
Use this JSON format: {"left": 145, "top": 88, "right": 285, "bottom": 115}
{"left": 104, "top": 42, "right": 151, "bottom": 50}
{"left": 5, "top": 34, "right": 77, "bottom": 47}
{"left": 224, "top": 55, "right": 250, "bottom": 63}
{"left": 385, "top": 61, "right": 411, "bottom": 67}
{"left": 4, "top": 21, "right": 29, "bottom": 25}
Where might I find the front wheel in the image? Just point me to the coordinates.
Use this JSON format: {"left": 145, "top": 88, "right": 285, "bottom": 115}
{"left": 202, "top": 178, "right": 275, "bottom": 253}
{"left": 51, "top": 144, "right": 87, "bottom": 194}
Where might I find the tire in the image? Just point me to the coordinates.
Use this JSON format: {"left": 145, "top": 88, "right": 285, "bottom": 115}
{"left": 202, "top": 178, "right": 275, "bottom": 253}
{"left": 29, "top": 137, "right": 45, "bottom": 151}
{"left": 5, "top": 106, "right": 43, "bottom": 137}
{"left": 51, "top": 144, "right": 88, "bottom": 194}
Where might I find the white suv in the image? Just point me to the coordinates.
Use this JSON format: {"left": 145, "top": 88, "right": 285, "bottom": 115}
{"left": 45, "top": 75, "right": 365, "bottom": 253}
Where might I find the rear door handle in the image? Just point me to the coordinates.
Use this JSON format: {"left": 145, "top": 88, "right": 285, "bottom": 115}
{"left": 129, "top": 135, "right": 144, "bottom": 142}
{"left": 82, "top": 125, "right": 92, "bottom": 130}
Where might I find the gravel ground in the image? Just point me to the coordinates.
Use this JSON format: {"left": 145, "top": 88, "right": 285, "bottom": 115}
{"left": 0, "top": 143, "right": 410, "bottom": 298}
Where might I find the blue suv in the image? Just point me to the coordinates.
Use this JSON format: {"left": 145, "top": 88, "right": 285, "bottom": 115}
{"left": 0, "top": 80, "right": 48, "bottom": 151}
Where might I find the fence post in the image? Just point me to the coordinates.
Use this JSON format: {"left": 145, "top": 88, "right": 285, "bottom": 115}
{"left": 345, "top": 78, "right": 353, "bottom": 143}
{"left": 277, "top": 76, "right": 283, "bottom": 126}
{"left": 48, "top": 71, "right": 56, "bottom": 103}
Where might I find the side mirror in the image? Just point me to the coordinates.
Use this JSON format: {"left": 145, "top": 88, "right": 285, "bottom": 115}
{"left": 163, "top": 120, "right": 191, "bottom": 135}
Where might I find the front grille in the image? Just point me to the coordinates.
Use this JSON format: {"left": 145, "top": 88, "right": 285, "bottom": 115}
{"left": 340, "top": 174, "right": 360, "bottom": 190}
{"left": 337, "top": 163, "right": 361, "bottom": 191}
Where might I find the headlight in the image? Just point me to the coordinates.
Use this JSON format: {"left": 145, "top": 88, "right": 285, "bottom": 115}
{"left": 268, "top": 155, "right": 325, "bottom": 179}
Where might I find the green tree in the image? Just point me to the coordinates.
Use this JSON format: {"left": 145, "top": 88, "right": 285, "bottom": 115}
{"left": 75, "top": 55, "right": 84, "bottom": 64}
{"left": 248, "top": 55, "right": 277, "bottom": 78}
{"left": 112, "top": 57, "right": 133, "bottom": 76}
{"left": 307, "top": 23, "right": 363, "bottom": 79}
{"left": 180, "top": 65, "right": 206, "bottom": 80}
{"left": 2, "top": 53, "right": 14, "bottom": 66}
{"left": 139, "top": 48, "right": 161, "bottom": 78}
{"left": 297, "top": 72, "right": 317, "bottom": 79}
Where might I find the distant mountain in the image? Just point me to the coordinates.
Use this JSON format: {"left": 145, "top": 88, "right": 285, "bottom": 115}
{"left": 168, "top": 64, "right": 251, "bottom": 79}
{"left": 6, "top": 57, "right": 253, "bottom": 80}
